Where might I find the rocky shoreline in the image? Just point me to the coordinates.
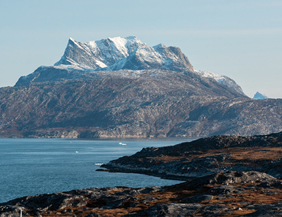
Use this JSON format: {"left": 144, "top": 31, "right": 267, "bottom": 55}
{"left": 1, "top": 170, "right": 282, "bottom": 216}
{"left": 1, "top": 132, "right": 282, "bottom": 216}
{"left": 102, "top": 132, "right": 282, "bottom": 180}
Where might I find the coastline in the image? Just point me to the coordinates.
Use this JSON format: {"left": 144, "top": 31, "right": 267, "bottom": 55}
{"left": 1, "top": 132, "right": 282, "bottom": 216}
{"left": 1, "top": 170, "right": 282, "bottom": 216}
{"left": 101, "top": 132, "right": 282, "bottom": 181}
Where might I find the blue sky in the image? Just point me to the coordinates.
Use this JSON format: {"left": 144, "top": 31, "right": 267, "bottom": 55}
{"left": 1, "top": 0, "right": 281, "bottom": 98}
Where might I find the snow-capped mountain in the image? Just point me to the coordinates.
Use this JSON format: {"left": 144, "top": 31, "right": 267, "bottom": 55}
{"left": 55, "top": 36, "right": 194, "bottom": 72}
{"left": 253, "top": 92, "right": 268, "bottom": 100}
{"left": 193, "top": 70, "right": 245, "bottom": 95}
{"left": 5, "top": 36, "right": 282, "bottom": 139}
{"left": 15, "top": 36, "right": 244, "bottom": 96}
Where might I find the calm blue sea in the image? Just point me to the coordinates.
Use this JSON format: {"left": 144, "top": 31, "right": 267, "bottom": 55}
{"left": 0, "top": 138, "right": 192, "bottom": 203}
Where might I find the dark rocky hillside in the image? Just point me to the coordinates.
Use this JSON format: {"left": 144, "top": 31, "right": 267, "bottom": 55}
{"left": 0, "top": 69, "right": 282, "bottom": 138}
{"left": 0, "top": 70, "right": 243, "bottom": 138}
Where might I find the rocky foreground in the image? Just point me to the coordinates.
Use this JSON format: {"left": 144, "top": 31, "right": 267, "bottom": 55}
{"left": 1, "top": 132, "right": 282, "bottom": 216}
{"left": 1, "top": 171, "right": 282, "bottom": 216}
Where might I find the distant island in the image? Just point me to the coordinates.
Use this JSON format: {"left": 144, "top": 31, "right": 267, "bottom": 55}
{"left": 0, "top": 36, "right": 281, "bottom": 139}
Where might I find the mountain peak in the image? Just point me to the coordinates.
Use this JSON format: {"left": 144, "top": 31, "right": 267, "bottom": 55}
{"left": 125, "top": 35, "right": 137, "bottom": 39}
{"left": 67, "top": 37, "right": 80, "bottom": 46}
{"left": 253, "top": 92, "right": 267, "bottom": 100}
{"left": 54, "top": 36, "right": 194, "bottom": 72}
{"left": 16, "top": 36, "right": 246, "bottom": 97}
{"left": 69, "top": 37, "right": 76, "bottom": 42}
{"left": 154, "top": 43, "right": 166, "bottom": 48}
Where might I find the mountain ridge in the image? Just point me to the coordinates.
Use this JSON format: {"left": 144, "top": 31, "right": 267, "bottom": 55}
{"left": 54, "top": 36, "right": 194, "bottom": 72}
{"left": 1, "top": 37, "right": 282, "bottom": 138}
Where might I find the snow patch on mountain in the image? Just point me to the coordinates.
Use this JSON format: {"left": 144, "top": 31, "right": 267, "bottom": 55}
{"left": 194, "top": 70, "right": 245, "bottom": 95}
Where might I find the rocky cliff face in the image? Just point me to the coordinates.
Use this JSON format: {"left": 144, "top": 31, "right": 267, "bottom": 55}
{"left": 1, "top": 37, "right": 282, "bottom": 138}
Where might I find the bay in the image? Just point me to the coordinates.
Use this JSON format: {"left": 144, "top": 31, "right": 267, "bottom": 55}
{"left": 0, "top": 138, "right": 192, "bottom": 203}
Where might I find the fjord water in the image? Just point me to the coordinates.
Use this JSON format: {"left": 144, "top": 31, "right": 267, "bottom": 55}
{"left": 0, "top": 138, "right": 191, "bottom": 203}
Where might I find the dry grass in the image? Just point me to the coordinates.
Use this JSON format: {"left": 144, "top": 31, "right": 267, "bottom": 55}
{"left": 147, "top": 147, "right": 282, "bottom": 166}
{"left": 26, "top": 180, "right": 282, "bottom": 217}
{"left": 229, "top": 147, "right": 282, "bottom": 161}
{"left": 146, "top": 155, "right": 186, "bottom": 163}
